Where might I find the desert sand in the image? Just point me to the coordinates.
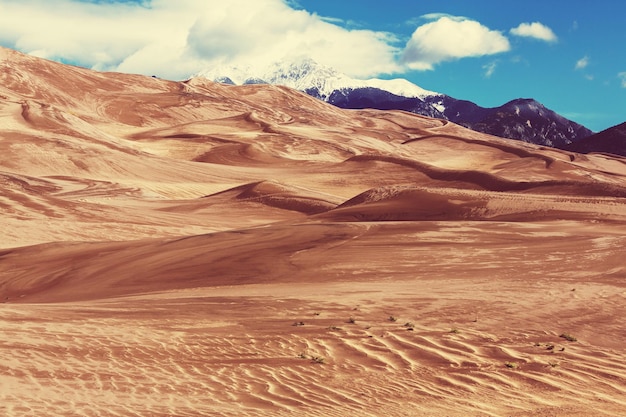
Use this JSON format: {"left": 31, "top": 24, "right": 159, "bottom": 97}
{"left": 1, "top": 46, "right": 626, "bottom": 416}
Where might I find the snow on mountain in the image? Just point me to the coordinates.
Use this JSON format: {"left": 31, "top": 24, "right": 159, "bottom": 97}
{"left": 361, "top": 78, "right": 437, "bottom": 100}
{"left": 195, "top": 57, "right": 438, "bottom": 100}
{"left": 196, "top": 64, "right": 258, "bottom": 86}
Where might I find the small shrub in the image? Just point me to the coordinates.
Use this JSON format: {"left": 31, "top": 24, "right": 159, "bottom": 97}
{"left": 347, "top": 317, "right": 356, "bottom": 324}
{"left": 449, "top": 329, "right": 460, "bottom": 334}
{"left": 504, "top": 362, "right": 518, "bottom": 369}
{"left": 389, "top": 315, "right": 397, "bottom": 322}
{"left": 560, "top": 333, "right": 577, "bottom": 342}
{"left": 311, "top": 356, "right": 325, "bottom": 364}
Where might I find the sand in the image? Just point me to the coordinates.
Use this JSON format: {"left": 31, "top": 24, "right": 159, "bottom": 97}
{"left": 1, "top": 46, "right": 626, "bottom": 416}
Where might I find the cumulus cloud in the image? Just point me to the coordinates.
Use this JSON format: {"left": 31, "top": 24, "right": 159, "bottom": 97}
{"left": 619, "top": 72, "right": 626, "bottom": 88}
{"left": 510, "top": 22, "right": 558, "bottom": 43}
{"left": 0, "top": 0, "right": 401, "bottom": 79}
{"left": 575, "top": 56, "right": 590, "bottom": 70}
{"left": 184, "top": 0, "right": 401, "bottom": 77}
{"left": 402, "top": 16, "right": 510, "bottom": 70}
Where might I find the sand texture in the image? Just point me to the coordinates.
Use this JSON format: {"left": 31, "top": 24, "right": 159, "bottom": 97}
{"left": 1, "top": 46, "right": 626, "bottom": 416}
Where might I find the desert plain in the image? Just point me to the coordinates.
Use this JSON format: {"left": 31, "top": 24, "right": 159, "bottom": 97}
{"left": 1, "top": 46, "right": 626, "bottom": 416}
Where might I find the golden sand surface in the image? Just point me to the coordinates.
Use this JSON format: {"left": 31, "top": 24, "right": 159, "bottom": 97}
{"left": 1, "top": 46, "right": 625, "bottom": 416}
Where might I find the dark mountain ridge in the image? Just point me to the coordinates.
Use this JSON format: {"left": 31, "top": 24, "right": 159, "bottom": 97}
{"left": 565, "top": 122, "right": 626, "bottom": 157}
{"left": 323, "top": 88, "right": 592, "bottom": 148}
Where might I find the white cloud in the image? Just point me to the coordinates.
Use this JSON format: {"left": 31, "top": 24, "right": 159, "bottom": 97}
{"left": 184, "top": 1, "right": 402, "bottom": 77}
{"left": 0, "top": 0, "right": 401, "bottom": 80}
{"left": 483, "top": 61, "right": 498, "bottom": 78}
{"left": 419, "top": 13, "right": 468, "bottom": 22}
{"left": 619, "top": 72, "right": 626, "bottom": 88}
{"left": 510, "top": 22, "right": 557, "bottom": 43}
{"left": 575, "top": 56, "right": 590, "bottom": 70}
{"left": 402, "top": 16, "right": 510, "bottom": 71}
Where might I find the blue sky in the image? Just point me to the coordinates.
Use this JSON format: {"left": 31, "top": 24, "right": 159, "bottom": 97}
{"left": 0, "top": 0, "right": 624, "bottom": 131}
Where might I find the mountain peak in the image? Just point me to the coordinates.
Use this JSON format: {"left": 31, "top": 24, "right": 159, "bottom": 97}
{"left": 507, "top": 98, "right": 543, "bottom": 106}
{"left": 501, "top": 98, "right": 548, "bottom": 115}
{"left": 261, "top": 58, "right": 346, "bottom": 98}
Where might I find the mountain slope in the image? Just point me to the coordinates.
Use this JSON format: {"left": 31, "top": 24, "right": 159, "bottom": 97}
{"left": 198, "top": 58, "right": 593, "bottom": 146}
{"left": 444, "top": 97, "right": 592, "bottom": 147}
{"left": 565, "top": 121, "right": 626, "bottom": 156}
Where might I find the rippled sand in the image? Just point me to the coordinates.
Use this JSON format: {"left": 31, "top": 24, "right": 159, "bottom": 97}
{"left": 1, "top": 46, "right": 626, "bottom": 416}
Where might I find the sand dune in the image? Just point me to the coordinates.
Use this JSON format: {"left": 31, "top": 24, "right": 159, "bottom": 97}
{"left": 1, "top": 46, "right": 626, "bottom": 416}
{"left": 320, "top": 184, "right": 626, "bottom": 222}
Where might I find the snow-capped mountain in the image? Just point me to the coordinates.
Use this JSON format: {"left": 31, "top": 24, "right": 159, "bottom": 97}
{"left": 195, "top": 57, "right": 438, "bottom": 101}
{"left": 196, "top": 58, "right": 593, "bottom": 147}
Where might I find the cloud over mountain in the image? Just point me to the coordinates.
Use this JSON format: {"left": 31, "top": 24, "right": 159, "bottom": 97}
{"left": 0, "top": 0, "right": 400, "bottom": 79}
{"left": 183, "top": 0, "right": 401, "bottom": 78}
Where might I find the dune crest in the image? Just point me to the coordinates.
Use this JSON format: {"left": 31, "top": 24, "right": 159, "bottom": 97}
{"left": 1, "top": 46, "right": 626, "bottom": 416}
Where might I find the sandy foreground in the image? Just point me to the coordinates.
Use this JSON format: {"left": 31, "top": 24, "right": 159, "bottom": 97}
{"left": 1, "top": 46, "right": 626, "bottom": 416}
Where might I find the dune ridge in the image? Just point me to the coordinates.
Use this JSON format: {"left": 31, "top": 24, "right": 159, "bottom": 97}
{"left": 1, "top": 46, "right": 626, "bottom": 416}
